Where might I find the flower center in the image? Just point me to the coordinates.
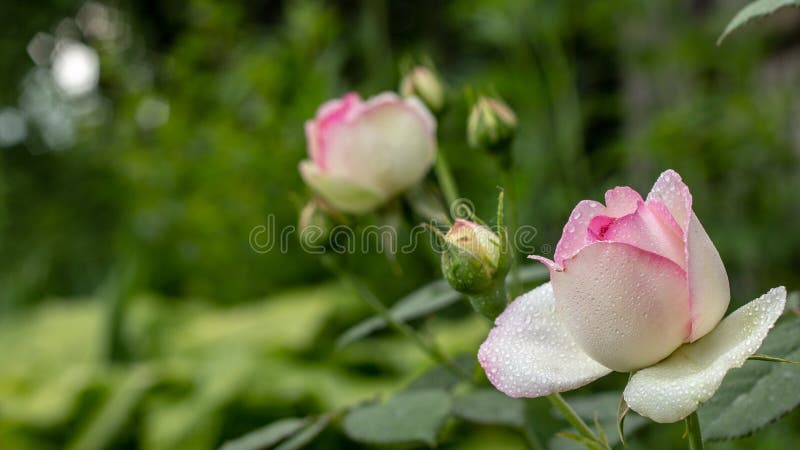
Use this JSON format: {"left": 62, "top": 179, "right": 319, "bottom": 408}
{"left": 588, "top": 215, "right": 616, "bottom": 241}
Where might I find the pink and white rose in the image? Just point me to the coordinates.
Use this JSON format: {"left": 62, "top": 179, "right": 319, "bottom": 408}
{"left": 300, "top": 92, "right": 436, "bottom": 214}
{"left": 532, "top": 169, "right": 731, "bottom": 371}
{"left": 478, "top": 169, "right": 786, "bottom": 423}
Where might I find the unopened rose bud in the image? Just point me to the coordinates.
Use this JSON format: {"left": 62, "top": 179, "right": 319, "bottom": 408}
{"left": 400, "top": 66, "right": 445, "bottom": 114}
{"left": 441, "top": 219, "right": 510, "bottom": 318}
{"left": 467, "top": 96, "right": 517, "bottom": 151}
{"left": 298, "top": 200, "right": 333, "bottom": 249}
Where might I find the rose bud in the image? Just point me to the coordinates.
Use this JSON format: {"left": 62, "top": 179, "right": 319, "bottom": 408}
{"left": 298, "top": 199, "right": 334, "bottom": 249}
{"left": 467, "top": 96, "right": 517, "bottom": 151}
{"left": 300, "top": 92, "right": 437, "bottom": 215}
{"left": 441, "top": 219, "right": 510, "bottom": 319}
{"left": 479, "top": 169, "right": 786, "bottom": 423}
{"left": 400, "top": 66, "right": 445, "bottom": 114}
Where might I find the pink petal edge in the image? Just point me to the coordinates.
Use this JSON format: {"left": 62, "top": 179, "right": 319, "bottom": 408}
{"left": 599, "top": 200, "right": 686, "bottom": 268}
{"left": 551, "top": 186, "right": 642, "bottom": 267}
{"left": 646, "top": 170, "right": 698, "bottom": 340}
{"left": 604, "top": 186, "right": 643, "bottom": 216}
{"left": 307, "top": 92, "right": 362, "bottom": 169}
{"left": 359, "top": 92, "right": 437, "bottom": 136}
{"left": 552, "top": 200, "right": 606, "bottom": 266}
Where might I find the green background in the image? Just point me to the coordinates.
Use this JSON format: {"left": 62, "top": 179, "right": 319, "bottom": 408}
{"left": 0, "top": 0, "right": 798, "bottom": 449}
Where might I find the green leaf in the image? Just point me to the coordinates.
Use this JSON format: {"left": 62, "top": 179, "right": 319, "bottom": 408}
{"left": 342, "top": 389, "right": 451, "bottom": 446}
{"left": 786, "top": 291, "right": 800, "bottom": 315}
{"left": 698, "top": 316, "right": 800, "bottom": 440}
{"left": 452, "top": 388, "right": 525, "bottom": 427}
{"left": 748, "top": 353, "right": 800, "bottom": 364}
{"left": 219, "top": 417, "right": 311, "bottom": 450}
{"left": 718, "top": 0, "right": 800, "bottom": 44}
{"left": 554, "top": 432, "right": 606, "bottom": 450}
{"left": 592, "top": 414, "right": 610, "bottom": 449}
{"left": 66, "top": 365, "right": 158, "bottom": 450}
{"left": 336, "top": 279, "right": 459, "bottom": 348}
{"left": 274, "top": 414, "right": 332, "bottom": 450}
{"left": 337, "top": 265, "right": 548, "bottom": 347}
{"left": 405, "top": 354, "right": 475, "bottom": 391}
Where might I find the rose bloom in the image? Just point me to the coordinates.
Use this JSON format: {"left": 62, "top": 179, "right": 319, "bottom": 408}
{"left": 300, "top": 92, "right": 436, "bottom": 214}
{"left": 479, "top": 170, "right": 786, "bottom": 423}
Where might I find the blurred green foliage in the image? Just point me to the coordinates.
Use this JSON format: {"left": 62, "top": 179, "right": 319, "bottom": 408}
{"left": 1, "top": 0, "right": 799, "bottom": 449}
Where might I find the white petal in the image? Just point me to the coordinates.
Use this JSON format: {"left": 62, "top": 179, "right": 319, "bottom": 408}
{"left": 552, "top": 242, "right": 690, "bottom": 372}
{"left": 478, "top": 283, "right": 611, "bottom": 398}
{"left": 623, "top": 287, "right": 786, "bottom": 423}
{"left": 299, "top": 160, "right": 386, "bottom": 214}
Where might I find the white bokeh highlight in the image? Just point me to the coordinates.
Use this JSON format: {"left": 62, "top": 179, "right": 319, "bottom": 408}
{"left": 136, "top": 97, "right": 170, "bottom": 130}
{"left": 51, "top": 40, "right": 99, "bottom": 97}
{"left": 0, "top": 108, "right": 27, "bottom": 147}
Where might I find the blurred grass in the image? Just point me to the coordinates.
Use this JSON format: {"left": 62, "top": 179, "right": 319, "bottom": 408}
{"left": 1, "top": 0, "right": 800, "bottom": 448}
{"left": 0, "top": 283, "right": 480, "bottom": 449}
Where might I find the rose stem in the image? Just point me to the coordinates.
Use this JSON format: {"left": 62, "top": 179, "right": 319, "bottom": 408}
{"left": 435, "top": 152, "right": 459, "bottom": 210}
{"left": 548, "top": 392, "right": 602, "bottom": 444}
{"left": 321, "top": 254, "right": 471, "bottom": 380}
{"left": 502, "top": 170, "right": 522, "bottom": 298}
{"left": 686, "top": 411, "right": 704, "bottom": 450}
{"left": 520, "top": 423, "right": 546, "bottom": 450}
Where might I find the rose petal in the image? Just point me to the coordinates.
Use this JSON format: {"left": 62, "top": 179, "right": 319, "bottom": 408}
{"left": 553, "top": 200, "right": 606, "bottom": 266}
{"left": 623, "top": 287, "right": 786, "bottom": 423}
{"left": 315, "top": 92, "right": 362, "bottom": 122}
{"left": 647, "top": 170, "right": 730, "bottom": 341}
{"left": 299, "top": 160, "right": 386, "bottom": 214}
{"left": 324, "top": 94, "right": 436, "bottom": 198}
{"left": 528, "top": 255, "right": 562, "bottom": 272}
{"left": 646, "top": 169, "right": 691, "bottom": 233}
{"left": 306, "top": 92, "right": 362, "bottom": 168}
{"left": 364, "top": 92, "right": 436, "bottom": 134}
{"left": 646, "top": 198, "right": 684, "bottom": 239}
{"left": 478, "top": 282, "right": 611, "bottom": 398}
{"left": 604, "top": 186, "right": 643, "bottom": 217}
{"left": 600, "top": 201, "right": 685, "bottom": 268}
{"left": 552, "top": 242, "right": 691, "bottom": 372}
{"left": 685, "top": 213, "right": 730, "bottom": 341}
{"left": 553, "top": 187, "right": 642, "bottom": 267}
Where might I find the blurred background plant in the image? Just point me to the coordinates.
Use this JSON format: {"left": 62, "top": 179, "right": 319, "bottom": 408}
{"left": 1, "top": 0, "right": 799, "bottom": 449}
